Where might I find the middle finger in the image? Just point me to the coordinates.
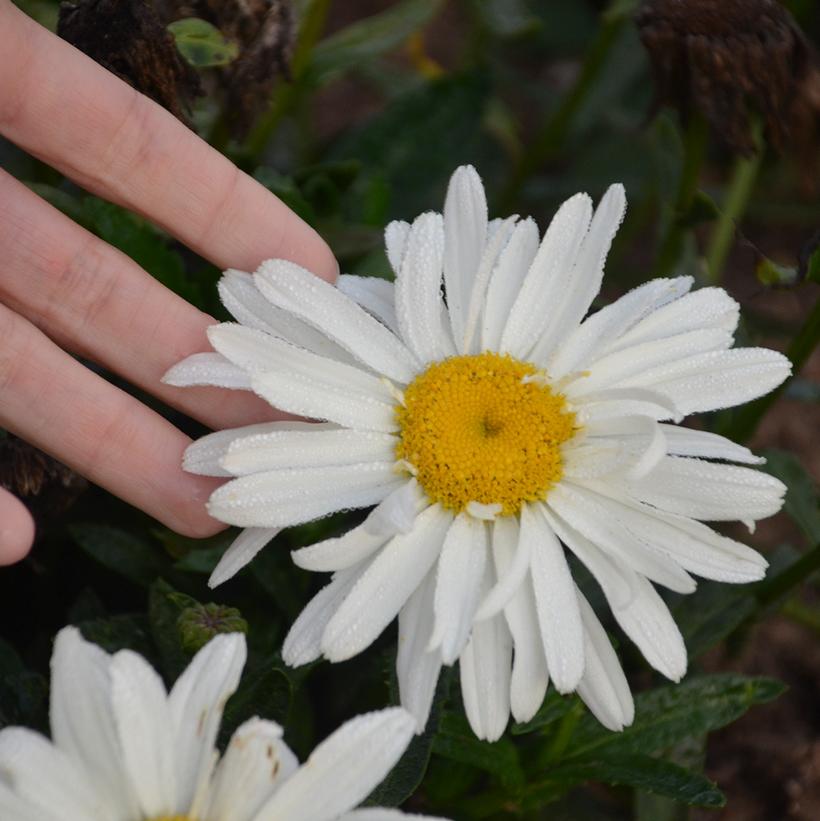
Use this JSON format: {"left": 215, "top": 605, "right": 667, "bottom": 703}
{"left": 0, "top": 169, "right": 276, "bottom": 431}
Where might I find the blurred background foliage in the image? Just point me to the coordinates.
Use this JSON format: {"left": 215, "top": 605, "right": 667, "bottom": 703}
{"left": 1, "top": 0, "right": 819, "bottom": 818}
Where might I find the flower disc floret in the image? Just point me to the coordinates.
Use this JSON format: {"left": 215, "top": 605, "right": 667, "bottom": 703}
{"left": 396, "top": 352, "right": 577, "bottom": 515}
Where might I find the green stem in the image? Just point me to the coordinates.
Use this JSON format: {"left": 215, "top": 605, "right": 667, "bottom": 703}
{"left": 499, "top": 16, "right": 625, "bottom": 211}
{"left": 755, "top": 543, "right": 820, "bottom": 609}
{"left": 705, "top": 119, "right": 764, "bottom": 283}
{"left": 782, "top": 597, "right": 820, "bottom": 636}
{"left": 654, "top": 113, "right": 709, "bottom": 277}
{"left": 245, "top": 0, "right": 332, "bottom": 158}
{"left": 718, "top": 293, "right": 820, "bottom": 442}
{"left": 540, "top": 701, "right": 583, "bottom": 766}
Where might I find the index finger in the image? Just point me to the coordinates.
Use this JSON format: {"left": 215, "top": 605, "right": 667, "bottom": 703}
{"left": 0, "top": 1, "right": 337, "bottom": 279}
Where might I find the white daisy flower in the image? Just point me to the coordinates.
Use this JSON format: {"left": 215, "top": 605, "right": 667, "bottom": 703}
{"left": 166, "top": 165, "right": 790, "bottom": 741}
{"left": 0, "top": 627, "right": 445, "bottom": 821}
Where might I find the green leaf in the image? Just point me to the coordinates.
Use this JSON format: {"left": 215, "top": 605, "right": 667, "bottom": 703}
{"left": 756, "top": 257, "right": 798, "bottom": 287}
{"left": 173, "top": 544, "right": 227, "bottom": 574}
{"left": 80, "top": 198, "right": 202, "bottom": 304}
{"left": 253, "top": 168, "right": 316, "bottom": 222}
{"left": 0, "top": 671, "right": 48, "bottom": 733}
{"left": 219, "top": 659, "right": 293, "bottom": 747}
{"left": 527, "top": 754, "right": 724, "bottom": 808}
{"left": 367, "top": 672, "right": 451, "bottom": 807}
{"left": 567, "top": 674, "right": 785, "bottom": 758}
{"left": 673, "top": 582, "right": 755, "bottom": 660}
{"left": 432, "top": 712, "right": 524, "bottom": 790}
{"left": 78, "top": 614, "right": 153, "bottom": 656}
{"left": 679, "top": 190, "right": 721, "bottom": 227}
{"left": 332, "top": 72, "right": 490, "bottom": 220}
{"left": 0, "top": 639, "right": 23, "bottom": 677}
{"left": 475, "top": 0, "right": 542, "bottom": 38}
{"left": 70, "top": 524, "right": 165, "bottom": 587}
{"left": 760, "top": 449, "right": 820, "bottom": 543}
{"left": 511, "top": 688, "right": 577, "bottom": 735}
{"left": 149, "top": 579, "right": 196, "bottom": 681}
{"left": 168, "top": 18, "right": 239, "bottom": 67}
{"left": 807, "top": 245, "right": 820, "bottom": 284}
{"left": 306, "top": 0, "right": 443, "bottom": 87}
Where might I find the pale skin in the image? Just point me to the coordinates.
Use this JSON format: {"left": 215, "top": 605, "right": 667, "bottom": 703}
{"left": 0, "top": 1, "right": 338, "bottom": 565}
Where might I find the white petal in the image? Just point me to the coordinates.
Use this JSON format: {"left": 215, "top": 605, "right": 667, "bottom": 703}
{"left": 222, "top": 426, "right": 396, "bottom": 476}
{"left": 570, "top": 415, "right": 668, "bottom": 480}
{"left": 396, "top": 212, "right": 454, "bottom": 362}
{"left": 337, "top": 274, "right": 399, "bottom": 335}
{"left": 466, "top": 501, "right": 502, "bottom": 520}
{"left": 219, "top": 269, "right": 358, "bottom": 364}
{"left": 384, "top": 220, "right": 411, "bottom": 276}
{"left": 443, "top": 165, "right": 488, "bottom": 349}
{"left": 547, "top": 483, "right": 696, "bottom": 594}
{"left": 545, "top": 508, "right": 687, "bottom": 680}
{"left": 322, "top": 505, "right": 452, "bottom": 661}
{"left": 579, "top": 483, "right": 768, "bottom": 583}
{"left": 254, "top": 259, "right": 418, "bottom": 383}
{"left": 575, "top": 592, "right": 634, "bottom": 731}
{"left": 543, "top": 509, "right": 636, "bottom": 610}
{"left": 162, "top": 352, "right": 252, "bottom": 390}
{"left": 250, "top": 370, "right": 397, "bottom": 433}
{"left": 109, "top": 650, "right": 175, "bottom": 817}
{"left": 564, "top": 329, "right": 733, "bottom": 398}
{"left": 0, "top": 781, "right": 56, "bottom": 821}
{"left": 623, "top": 456, "right": 786, "bottom": 522}
{"left": 501, "top": 192, "right": 592, "bottom": 357}
{"left": 209, "top": 527, "right": 280, "bottom": 588}
{"left": 607, "top": 287, "right": 740, "bottom": 354}
{"left": 459, "top": 566, "right": 512, "bottom": 742}
{"left": 490, "top": 518, "right": 549, "bottom": 723}
{"left": 291, "top": 523, "right": 389, "bottom": 573}
{"left": 658, "top": 424, "right": 764, "bottom": 465}
{"left": 481, "top": 218, "right": 540, "bottom": 351}
{"left": 525, "top": 504, "right": 585, "bottom": 692}
{"left": 572, "top": 386, "right": 682, "bottom": 424}
{"left": 256, "top": 709, "right": 415, "bottom": 821}
{"left": 283, "top": 565, "right": 368, "bottom": 667}
{"left": 625, "top": 348, "right": 791, "bottom": 415}
{"left": 206, "top": 718, "right": 298, "bottom": 821}
{"left": 185, "top": 423, "right": 298, "bottom": 477}
{"left": 397, "top": 569, "right": 443, "bottom": 732}
{"left": 208, "top": 463, "right": 401, "bottom": 528}
{"left": 49, "top": 628, "right": 138, "bottom": 817}
{"left": 475, "top": 515, "right": 532, "bottom": 621}
{"left": 364, "top": 479, "right": 428, "bottom": 537}
{"left": 462, "top": 216, "right": 518, "bottom": 354}
{"left": 0, "top": 728, "right": 101, "bottom": 819}
{"left": 169, "top": 634, "right": 246, "bottom": 813}
{"left": 610, "top": 571, "right": 688, "bottom": 681}
{"left": 548, "top": 276, "right": 694, "bottom": 379}
{"left": 208, "top": 323, "right": 383, "bottom": 393}
{"left": 529, "top": 183, "right": 626, "bottom": 363}
{"left": 342, "top": 810, "right": 449, "bottom": 821}
{"left": 429, "top": 514, "right": 488, "bottom": 664}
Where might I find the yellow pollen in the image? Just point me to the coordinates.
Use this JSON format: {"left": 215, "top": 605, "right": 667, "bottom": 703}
{"left": 149, "top": 817, "right": 194, "bottom": 821}
{"left": 396, "top": 352, "right": 577, "bottom": 515}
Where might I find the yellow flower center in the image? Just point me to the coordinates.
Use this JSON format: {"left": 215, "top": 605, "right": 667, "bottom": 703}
{"left": 150, "top": 817, "right": 193, "bottom": 821}
{"left": 396, "top": 352, "right": 577, "bottom": 515}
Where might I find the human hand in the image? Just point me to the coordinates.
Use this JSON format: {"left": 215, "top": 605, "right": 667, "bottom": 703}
{"left": 0, "top": 0, "right": 337, "bottom": 565}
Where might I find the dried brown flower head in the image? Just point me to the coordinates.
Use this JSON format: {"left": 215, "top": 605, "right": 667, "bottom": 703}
{"left": 0, "top": 434, "right": 87, "bottom": 521}
{"left": 637, "top": 0, "right": 818, "bottom": 155}
{"left": 157, "top": 0, "right": 294, "bottom": 139}
{"left": 58, "top": 0, "right": 202, "bottom": 124}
